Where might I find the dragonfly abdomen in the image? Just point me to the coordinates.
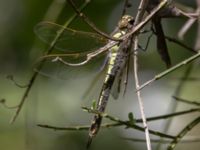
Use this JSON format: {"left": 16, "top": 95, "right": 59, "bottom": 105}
{"left": 88, "top": 48, "right": 127, "bottom": 143}
{"left": 87, "top": 15, "right": 134, "bottom": 147}
{"left": 88, "top": 75, "right": 115, "bottom": 138}
{"left": 97, "top": 47, "right": 124, "bottom": 112}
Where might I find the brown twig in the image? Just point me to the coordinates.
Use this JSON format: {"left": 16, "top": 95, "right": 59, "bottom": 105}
{"left": 66, "top": 0, "right": 121, "bottom": 41}
{"left": 136, "top": 108, "right": 200, "bottom": 123}
{"left": 156, "top": 63, "right": 195, "bottom": 150}
{"left": 9, "top": 0, "right": 91, "bottom": 124}
{"left": 165, "top": 36, "right": 196, "bottom": 53}
{"left": 132, "top": 0, "right": 152, "bottom": 149}
{"left": 37, "top": 107, "right": 200, "bottom": 142}
{"left": 167, "top": 116, "right": 200, "bottom": 150}
{"left": 137, "top": 52, "right": 200, "bottom": 91}
{"left": 6, "top": 75, "right": 28, "bottom": 88}
{"left": 122, "top": 136, "right": 200, "bottom": 143}
{"left": 173, "top": 96, "right": 200, "bottom": 106}
{"left": 121, "top": 0, "right": 168, "bottom": 40}
{"left": 195, "top": 0, "right": 200, "bottom": 50}
{"left": 80, "top": 107, "right": 176, "bottom": 139}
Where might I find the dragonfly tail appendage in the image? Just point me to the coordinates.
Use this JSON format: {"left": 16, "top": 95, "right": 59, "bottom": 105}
{"left": 87, "top": 75, "right": 116, "bottom": 147}
{"left": 87, "top": 115, "right": 102, "bottom": 148}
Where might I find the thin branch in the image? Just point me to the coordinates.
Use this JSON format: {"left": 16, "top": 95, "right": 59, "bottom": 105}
{"left": 137, "top": 52, "right": 200, "bottom": 91}
{"left": 0, "top": 99, "right": 18, "bottom": 109}
{"left": 6, "top": 75, "right": 28, "bottom": 88}
{"left": 178, "top": 16, "right": 197, "bottom": 40}
{"left": 38, "top": 122, "right": 121, "bottom": 131}
{"left": 167, "top": 116, "right": 200, "bottom": 150}
{"left": 156, "top": 63, "right": 195, "bottom": 150}
{"left": 38, "top": 2, "right": 170, "bottom": 65}
{"left": 66, "top": 0, "right": 121, "bottom": 41}
{"left": 195, "top": 1, "right": 200, "bottom": 50}
{"left": 151, "top": 25, "right": 196, "bottom": 54}
{"left": 122, "top": 136, "right": 200, "bottom": 143}
{"left": 165, "top": 36, "right": 196, "bottom": 53}
{"left": 37, "top": 107, "right": 200, "bottom": 140}
{"left": 173, "top": 96, "right": 200, "bottom": 106}
{"left": 39, "top": 106, "right": 176, "bottom": 139}
{"left": 82, "top": 107, "right": 176, "bottom": 139}
{"left": 8, "top": 0, "right": 168, "bottom": 124}
{"left": 38, "top": 121, "right": 175, "bottom": 139}
{"left": 151, "top": 24, "right": 196, "bottom": 54}
{"left": 9, "top": 0, "right": 91, "bottom": 124}
{"left": 132, "top": 0, "right": 152, "bottom": 149}
{"left": 178, "top": 8, "right": 199, "bottom": 40}
{"left": 37, "top": 108, "right": 199, "bottom": 130}
{"left": 136, "top": 108, "right": 200, "bottom": 123}
{"left": 121, "top": 0, "right": 168, "bottom": 40}
{"left": 171, "top": 76, "right": 200, "bottom": 81}
{"left": 38, "top": 120, "right": 175, "bottom": 139}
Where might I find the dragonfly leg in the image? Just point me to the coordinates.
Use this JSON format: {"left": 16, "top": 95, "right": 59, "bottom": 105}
{"left": 138, "top": 31, "right": 154, "bottom": 51}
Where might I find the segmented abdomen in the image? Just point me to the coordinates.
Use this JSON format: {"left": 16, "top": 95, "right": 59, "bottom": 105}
{"left": 88, "top": 46, "right": 126, "bottom": 139}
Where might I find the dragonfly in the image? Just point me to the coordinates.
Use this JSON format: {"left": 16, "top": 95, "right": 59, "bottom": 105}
{"left": 34, "top": 15, "right": 135, "bottom": 147}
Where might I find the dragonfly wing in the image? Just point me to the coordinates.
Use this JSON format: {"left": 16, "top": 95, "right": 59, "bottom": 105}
{"left": 35, "top": 52, "right": 108, "bottom": 80}
{"left": 34, "top": 21, "right": 108, "bottom": 53}
{"left": 110, "top": 71, "right": 123, "bottom": 100}
{"left": 153, "top": 18, "right": 171, "bottom": 68}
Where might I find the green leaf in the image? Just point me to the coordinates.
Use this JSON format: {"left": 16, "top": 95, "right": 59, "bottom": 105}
{"left": 128, "top": 112, "right": 135, "bottom": 125}
{"left": 91, "top": 99, "right": 97, "bottom": 110}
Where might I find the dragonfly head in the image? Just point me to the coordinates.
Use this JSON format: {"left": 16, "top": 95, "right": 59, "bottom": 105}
{"left": 118, "top": 15, "right": 134, "bottom": 29}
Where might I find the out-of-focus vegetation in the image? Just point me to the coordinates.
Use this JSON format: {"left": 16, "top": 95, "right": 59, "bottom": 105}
{"left": 0, "top": 0, "right": 199, "bottom": 150}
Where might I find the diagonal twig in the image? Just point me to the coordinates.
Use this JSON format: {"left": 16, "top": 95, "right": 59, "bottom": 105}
{"left": 167, "top": 116, "right": 200, "bottom": 150}
{"left": 173, "top": 96, "right": 200, "bottom": 106}
{"left": 136, "top": 108, "right": 200, "bottom": 123}
{"left": 137, "top": 52, "right": 200, "bottom": 91}
{"left": 66, "top": 0, "right": 121, "bottom": 41}
{"left": 122, "top": 136, "right": 200, "bottom": 143}
{"left": 165, "top": 36, "right": 196, "bottom": 53}
{"left": 9, "top": 0, "right": 91, "bottom": 124}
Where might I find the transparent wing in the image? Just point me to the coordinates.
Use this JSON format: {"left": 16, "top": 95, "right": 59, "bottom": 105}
{"left": 110, "top": 61, "right": 128, "bottom": 100}
{"left": 34, "top": 21, "right": 108, "bottom": 53}
{"left": 34, "top": 52, "right": 108, "bottom": 80}
{"left": 111, "top": 71, "right": 123, "bottom": 99}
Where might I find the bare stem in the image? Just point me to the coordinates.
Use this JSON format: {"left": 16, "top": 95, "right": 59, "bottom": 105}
{"left": 66, "top": 0, "right": 120, "bottom": 41}
{"left": 132, "top": 0, "right": 151, "bottom": 149}
{"left": 138, "top": 52, "right": 200, "bottom": 91}
{"left": 10, "top": 0, "right": 91, "bottom": 124}
{"left": 165, "top": 36, "right": 196, "bottom": 53}
{"left": 173, "top": 96, "right": 200, "bottom": 106}
{"left": 122, "top": 137, "right": 200, "bottom": 143}
{"left": 167, "top": 116, "right": 200, "bottom": 150}
{"left": 136, "top": 108, "right": 200, "bottom": 123}
{"left": 37, "top": 107, "right": 200, "bottom": 139}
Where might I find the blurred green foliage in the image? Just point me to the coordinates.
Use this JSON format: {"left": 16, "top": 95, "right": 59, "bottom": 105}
{"left": 0, "top": 0, "right": 199, "bottom": 150}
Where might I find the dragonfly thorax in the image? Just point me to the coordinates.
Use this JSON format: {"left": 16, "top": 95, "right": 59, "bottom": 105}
{"left": 118, "top": 15, "right": 134, "bottom": 29}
